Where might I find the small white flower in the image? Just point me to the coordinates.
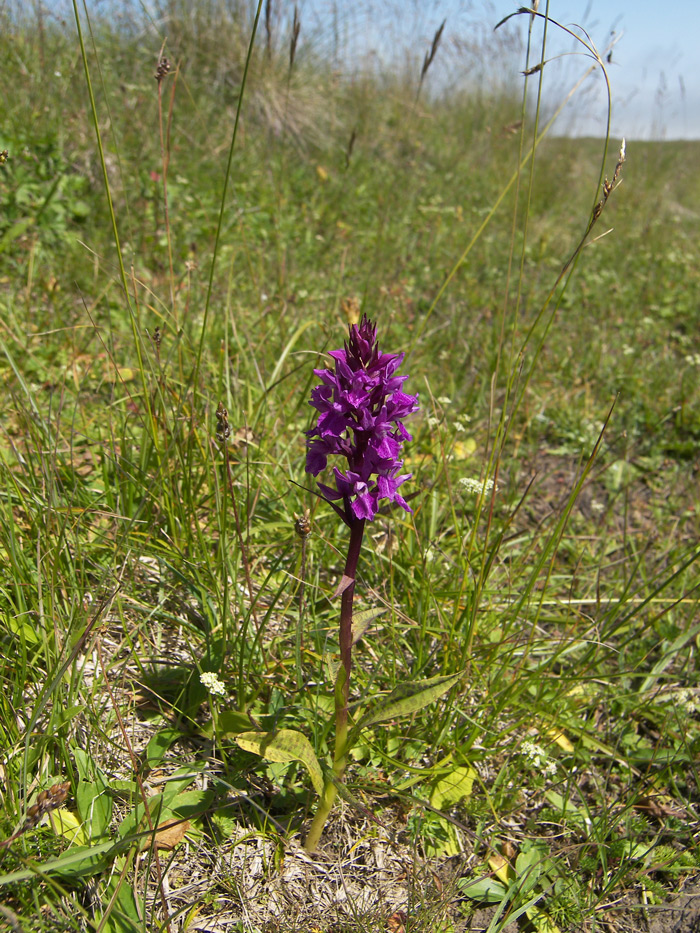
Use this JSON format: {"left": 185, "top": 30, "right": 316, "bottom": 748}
{"left": 521, "top": 740, "right": 547, "bottom": 767}
{"left": 436, "top": 396, "right": 452, "bottom": 405}
{"left": 424, "top": 547, "right": 436, "bottom": 563}
{"left": 453, "top": 421, "right": 466, "bottom": 432}
{"left": 200, "top": 671, "right": 227, "bottom": 697}
{"left": 459, "top": 477, "right": 495, "bottom": 496}
{"left": 521, "top": 742, "right": 556, "bottom": 778}
{"left": 427, "top": 415, "right": 440, "bottom": 428}
{"left": 684, "top": 353, "right": 700, "bottom": 367}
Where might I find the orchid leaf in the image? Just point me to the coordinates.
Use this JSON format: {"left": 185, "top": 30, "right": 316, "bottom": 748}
{"left": 236, "top": 729, "right": 324, "bottom": 796}
{"left": 429, "top": 764, "right": 476, "bottom": 810}
{"left": 351, "top": 607, "right": 386, "bottom": 645}
{"left": 354, "top": 670, "right": 464, "bottom": 731}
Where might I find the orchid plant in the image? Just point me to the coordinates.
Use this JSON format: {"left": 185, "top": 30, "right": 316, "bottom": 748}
{"left": 236, "top": 315, "right": 463, "bottom": 852}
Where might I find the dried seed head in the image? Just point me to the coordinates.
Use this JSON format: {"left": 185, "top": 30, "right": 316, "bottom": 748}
{"left": 420, "top": 19, "right": 446, "bottom": 82}
{"left": 19, "top": 781, "right": 71, "bottom": 834}
{"left": 151, "top": 326, "right": 162, "bottom": 351}
{"left": 345, "top": 127, "right": 357, "bottom": 168}
{"left": 0, "top": 150, "right": 8, "bottom": 165}
{"left": 289, "top": 5, "right": 301, "bottom": 71}
{"left": 215, "top": 401, "right": 231, "bottom": 443}
{"left": 592, "top": 138, "right": 625, "bottom": 222}
{"left": 155, "top": 57, "right": 171, "bottom": 83}
{"left": 294, "top": 510, "right": 311, "bottom": 539}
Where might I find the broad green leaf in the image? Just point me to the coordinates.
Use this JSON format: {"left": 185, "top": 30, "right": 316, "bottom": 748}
{"left": 429, "top": 765, "right": 475, "bottom": 811}
{"left": 74, "top": 747, "right": 112, "bottom": 840}
{"left": 164, "top": 789, "right": 214, "bottom": 821}
{"left": 458, "top": 876, "right": 508, "bottom": 902}
{"left": 0, "top": 840, "right": 118, "bottom": 884}
{"left": 526, "top": 904, "right": 562, "bottom": 933}
{"left": 544, "top": 790, "right": 580, "bottom": 816}
{"left": 144, "top": 727, "right": 182, "bottom": 768}
{"left": 7, "top": 615, "right": 42, "bottom": 646}
{"left": 422, "top": 813, "right": 461, "bottom": 858}
{"left": 235, "top": 729, "right": 324, "bottom": 796}
{"left": 99, "top": 866, "right": 142, "bottom": 933}
{"left": 514, "top": 848, "right": 542, "bottom": 894}
{"left": 117, "top": 766, "right": 203, "bottom": 840}
{"left": 355, "top": 670, "right": 464, "bottom": 731}
{"left": 0, "top": 217, "right": 34, "bottom": 253}
{"left": 210, "top": 710, "right": 257, "bottom": 738}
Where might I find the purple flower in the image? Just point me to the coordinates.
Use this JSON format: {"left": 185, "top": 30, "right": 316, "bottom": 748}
{"left": 306, "top": 315, "right": 418, "bottom": 522}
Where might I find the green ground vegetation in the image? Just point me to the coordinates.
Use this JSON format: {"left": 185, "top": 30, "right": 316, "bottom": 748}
{"left": 0, "top": 2, "right": 699, "bottom": 931}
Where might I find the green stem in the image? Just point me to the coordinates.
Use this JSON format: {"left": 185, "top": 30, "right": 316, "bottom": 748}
{"left": 304, "top": 516, "right": 365, "bottom": 853}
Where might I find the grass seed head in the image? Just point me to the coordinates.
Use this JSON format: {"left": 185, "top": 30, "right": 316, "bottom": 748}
{"left": 294, "top": 509, "right": 311, "bottom": 538}
{"left": 155, "top": 56, "right": 171, "bottom": 83}
{"left": 215, "top": 401, "right": 231, "bottom": 443}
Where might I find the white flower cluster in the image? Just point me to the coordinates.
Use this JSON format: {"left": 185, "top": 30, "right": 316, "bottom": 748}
{"left": 657, "top": 688, "right": 700, "bottom": 715}
{"left": 458, "top": 476, "right": 495, "bottom": 496}
{"left": 200, "top": 671, "right": 227, "bottom": 697}
{"left": 521, "top": 740, "right": 557, "bottom": 777}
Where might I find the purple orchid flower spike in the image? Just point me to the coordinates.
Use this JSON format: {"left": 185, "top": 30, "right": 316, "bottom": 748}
{"left": 306, "top": 314, "right": 419, "bottom": 524}
{"left": 302, "top": 314, "right": 419, "bottom": 853}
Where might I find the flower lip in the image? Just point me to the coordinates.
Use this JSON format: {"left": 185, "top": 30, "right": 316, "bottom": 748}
{"left": 306, "top": 315, "right": 418, "bottom": 522}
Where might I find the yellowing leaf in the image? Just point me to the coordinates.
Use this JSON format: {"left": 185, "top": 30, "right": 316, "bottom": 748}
{"left": 546, "top": 729, "right": 574, "bottom": 753}
{"left": 430, "top": 765, "right": 475, "bottom": 811}
{"left": 103, "top": 366, "right": 135, "bottom": 384}
{"left": 352, "top": 607, "right": 386, "bottom": 645}
{"left": 452, "top": 439, "right": 477, "bottom": 459}
{"left": 236, "top": 729, "right": 324, "bottom": 796}
{"left": 51, "top": 808, "right": 87, "bottom": 846}
{"left": 488, "top": 854, "right": 512, "bottom": 885}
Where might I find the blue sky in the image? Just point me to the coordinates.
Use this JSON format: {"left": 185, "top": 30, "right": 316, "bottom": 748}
{"left": 52, "top": 0, "right": 699, "bottom": 140}
{"left": 534, "top": 0, "right": 700, "bottom": 138}
{"left": 300, "top": 0, "right": 698, "bottom": 140}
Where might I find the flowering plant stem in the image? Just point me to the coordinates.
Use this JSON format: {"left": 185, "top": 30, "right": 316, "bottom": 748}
{"left": 304, "top": 516, "right": 365, "bottom": 853}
